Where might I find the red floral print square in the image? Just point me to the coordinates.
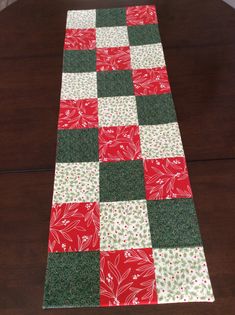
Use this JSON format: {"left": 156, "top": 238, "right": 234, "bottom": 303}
{"left": 132, "top": 66, "right": 171, "bottom": 96}
{"left": 144, "top": 157, "right": 193, "bottom": 200}
{"left": 96, "top": 47, "right": 131, "bottom": 71}
{"left": 98, "top": 125, "right": 142, "bottom": 162}
{"left": 100, "top": 248, "right": 158, "bottom": 306}
{"left": 126, "top": 5, "right": 158, "bottom": 26}
{"left": 58, "top": 99, "right": 98, "bottom": 129}
{"left": 64, "top": 28, "right": 96, "bottom": 50}
{"left": 48, "top": 202, "right": 100, "bottom": 253}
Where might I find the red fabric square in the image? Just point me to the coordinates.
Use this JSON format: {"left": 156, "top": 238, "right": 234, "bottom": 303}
{"left": 99, "top": 125, "right": 142, "bottom": 162}
{"left": 126, "top": 5, "right": 158, "bottom": 26}
{"left": 64, "top": 28, "right": 96, "bottom": 50}
{"left": 96, "top": 47, "right": 131, "bottom": 71}
{"left": 100, "top": 248, "right": 158, "bottom": 306}
{"left": 144, "top": 157, "right": 193, "bottom": 200}
{"left": 132, "top": 67, "right": 171, "bottom": 96}
{"left": 58, "top": 99, "right": 98, "bottom": 129}
{"left": 48, "top": 202, "right": 100, "bottom": 253}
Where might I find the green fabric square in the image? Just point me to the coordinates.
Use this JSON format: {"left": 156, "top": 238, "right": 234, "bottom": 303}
{"left": 96, "top": 8, "right": 126, "bottom": 27}
{"left": 56, "top": 129, "right": 98, "bottom": 162}
{"left": 43, "top": 252, "right": 100, "bottom": 308}
{"left": 136, "top": 94, "right": 177, "bottom": 125}
{"left": 128, "top": 24, "right": 161, "bottom": 46}
{"left": 63, "top": 50, "right": 96, "bottom": 73}
{"left": 97, "top": 70, "right": 134, "bottom": 97}
{"left": 100, "top": 160, "right": 145, "bottom": 202}
{"left": 147, "top": 198, "right": 202, "bottom": 248}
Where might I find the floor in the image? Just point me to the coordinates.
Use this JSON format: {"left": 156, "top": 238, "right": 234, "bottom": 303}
{"left": 0, "top": 1, "right": 235, "bottom": 315}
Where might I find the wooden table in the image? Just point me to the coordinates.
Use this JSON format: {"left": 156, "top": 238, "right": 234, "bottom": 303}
{"left": 1, "top": 0, "right": 235, "bottom": 314}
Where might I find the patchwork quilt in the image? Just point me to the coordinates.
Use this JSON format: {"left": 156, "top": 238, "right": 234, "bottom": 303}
{"left": 43, "top": 5, "right": 214, "bottom": 308}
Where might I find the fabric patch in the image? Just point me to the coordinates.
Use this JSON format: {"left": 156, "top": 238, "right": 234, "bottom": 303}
{"left": 147, "top": 199, "right": 202, "bottom": 248}
{"left": 48, "top": 202, "right": 100, "bottom": 252}
{"left": 96, "top": 26, "right": 129, "bottom": 48}
{"left": 96, "top": 8, "right": 126, "bottom": 27}
{"left": 52, "top": 162, "right": 99, "bottom": 203}
{"left": 132, "top": 67, "right": 171, "bottom": 96}
{"left": 153, "top": 247, "right": 214, "bottom": 303}
{"left": 100, "top": 248, "right": 157, "bottom": 306}
{"left": 139, "top": 122, "right": 184, "bottom": 159}
{"left": 100, "top": 200, "right": 151, "bottom": 251}
{"left": 100, "top": 160, "right": 145, "bottom": 202}
{"left": 61, "top": 73, "right": 97, "bottom": 100}
{"left": 136, "top": 94, "right": 177, "bottom": 125}
{"left": 66, "top": 10, "right": 96, "bottom": 29}
{"left": 44, "top": 251, "right": 100, "bottom": 307}
{"left": 63, "top": 50, "right": 96, "bottom": 73}
{"left": 44, "top": 6, "right": 214, "bottom": 309}
{"left": 58, "top": 99, "right": 98, "bottom": 130}
{"left": 130, "top": 43, "right": 165, "bottom": 69}
{"left": 64, "top": 29, "right": 96, "bottom": 50}
{"left": 128, "top": 24, "right": 161, "bottom": 46}
{"left": 96, "top": 46, "right": 131, "bottom": 71}
{"left": 144, "top": 157, "right": 192, "bottom": 200}
{"left": 97, "top": 70, "right": 134, "bottom": 97}
{"left": 99, "top": 125, "right": 142, "bottom": 162}
{"left": 98, "top": 96, "right": 138, "bottom": 127}
{"left": 126, "top": 5, "right": 158, "bottom": 26}
{"left": 56, "top": 129, "right": 98, "bottom": 163}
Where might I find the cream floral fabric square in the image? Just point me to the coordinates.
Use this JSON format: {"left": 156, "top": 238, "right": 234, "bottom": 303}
{"left": 153, "top": 247, "right": 215, "bottom": 303}
{"left": 52, "top": 162, "right": 99, "bottom": 203}
{"left": 139, "top": 122, "right": 184, "bottom": 159}
{"left": 130, "top": 43, "right": 166, "bottom": 69}
{"left": 100, "top": 200, "right": 152, "bottom": 251}
{"left": 96, "top": 26, "right": 129, "bottom": 48}
{"left": 66, "top": 10, "right": 96, "bottom": 29}
{"left": 98, "top": 96, "right": 138, "bottom": 127}
{"left": 61, "top": 73, "right": 97, "bottom": 100}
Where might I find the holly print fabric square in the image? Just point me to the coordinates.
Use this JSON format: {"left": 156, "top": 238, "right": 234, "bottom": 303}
{"left": 96, "top": 47, "right": 131, "bottom": 71}
{"left": 64, "top": 29, "right": 96, "bottom": 50}
{"left": 58, "top": 99, "right": 98, "bottom": 129}
{"left": 100, "top": 248, "right": 157, "bottom": 306}
{"left": 144, "top": 157, "right": 192, "bottom": 200}
{"left": 100, "top": 200, "right": 152, "bottom": 251}
{"left": 139, "top": 122, "right": 184, "bottom": 159}
{"left": 44, "top": 4, "right": 214, "bottom": 309}
{"left": 48, "top": 202, "right": 100, "bottom": 253}
{"left": 98, "top": 96, "right": 138, "bottom": 127}
{"left": 98, "top": 125, "right": 142, "bottom": 162}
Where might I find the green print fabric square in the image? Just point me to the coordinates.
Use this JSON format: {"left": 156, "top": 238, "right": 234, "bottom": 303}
{"left": 136, "top": 94, "right": 177, "bottom": 125}
{"left": 100, "top": 160, "right": 146, "bottom": 202}
{"left": 43, "top": 252, "right": 100, "bottom": 308}
{"left": 63, "top": 50, "right": 96, "bottom": 73}
{"left": 147, "top": 198, "right": 202, "bottom": 248}
{"left": 96, "top": 8, "right": 126, "bottom": 27}
{"left": 128, "top": 24, "right": 161, "bottom": 46}
{"left": 56, "top": 129, "right": 98, "bottom": 162}
{"left": 97, "top": 70, "right": 134, "bottom": 97}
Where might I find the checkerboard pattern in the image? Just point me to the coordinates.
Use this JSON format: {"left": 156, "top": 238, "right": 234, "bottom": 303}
{"left": 43, "top": 5, "right": 214, "bottom": 308}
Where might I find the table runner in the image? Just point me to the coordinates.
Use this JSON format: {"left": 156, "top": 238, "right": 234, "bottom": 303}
{"left": 43, "top": 5, "right": 214, "bottom": 308}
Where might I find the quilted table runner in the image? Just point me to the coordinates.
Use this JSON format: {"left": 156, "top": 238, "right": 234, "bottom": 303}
{"left": 43, "top": 5, "right": 214, "bottom": 308}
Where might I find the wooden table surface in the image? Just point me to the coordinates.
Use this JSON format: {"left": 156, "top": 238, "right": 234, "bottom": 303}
{"left": 0, "top": 0, "right": 235, "bottom": 314}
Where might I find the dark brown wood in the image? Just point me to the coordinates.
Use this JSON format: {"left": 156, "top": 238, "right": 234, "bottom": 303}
{"left": 1, "top": 160, "right": 235, "bottom": 315}
{"left": 0, "top": 0, "right": 235, "bottom": 170}
{"left": 0, "top": 0, "right": 235, "bottom": 314}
